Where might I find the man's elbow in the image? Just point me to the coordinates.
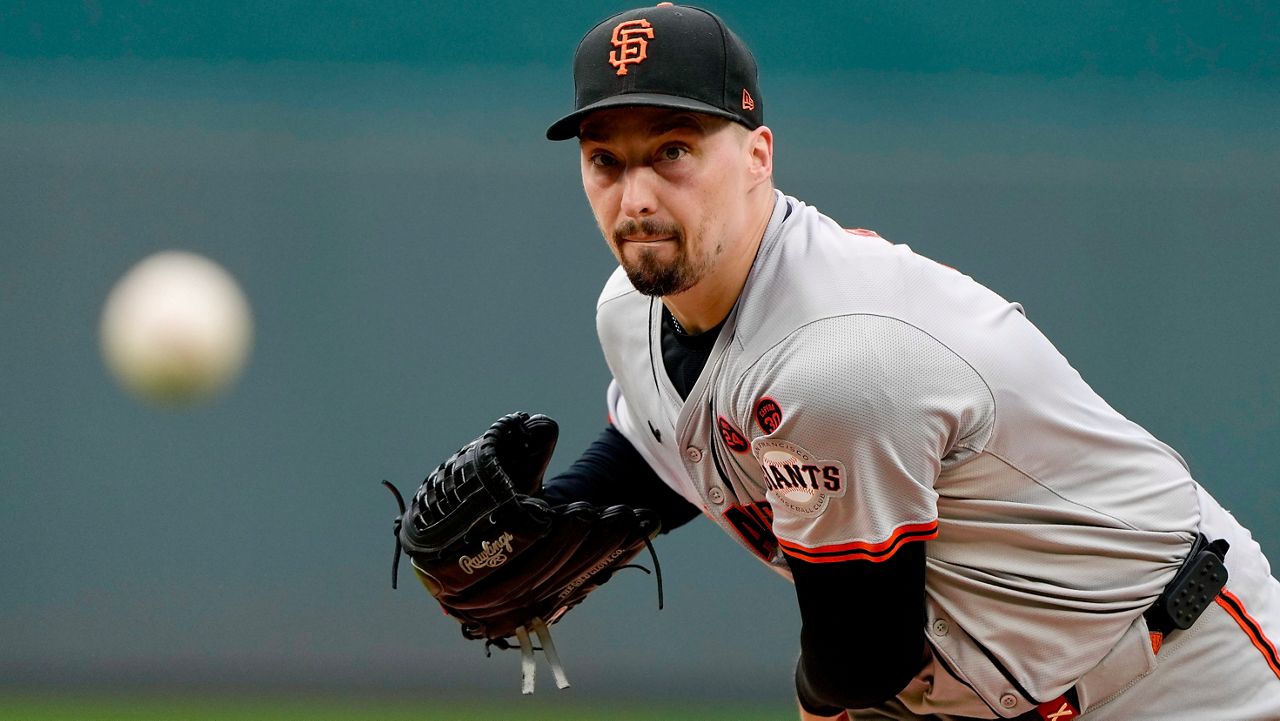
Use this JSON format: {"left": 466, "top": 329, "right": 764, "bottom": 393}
{"left": 797, "top": 646, "right": 919, "bottom": 710}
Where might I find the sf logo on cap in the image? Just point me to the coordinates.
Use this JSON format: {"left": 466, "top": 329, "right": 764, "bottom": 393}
{"left": 609, "top": 19, "right": 654, "bottom": 76}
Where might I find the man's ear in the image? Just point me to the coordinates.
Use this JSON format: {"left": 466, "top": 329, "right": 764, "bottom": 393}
{"left": 745, "top": 125, "right": 774, "bottom": 188}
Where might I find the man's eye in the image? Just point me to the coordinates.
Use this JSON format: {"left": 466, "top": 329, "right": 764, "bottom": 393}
{"left": 661, "top": 146, "right": 687, "bottom": 162}
{"left": 590, "top": 153, "right": 618, "bottom": 168}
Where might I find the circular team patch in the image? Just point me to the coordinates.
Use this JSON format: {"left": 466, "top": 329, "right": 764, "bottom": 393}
{"left": 716, "top": 415, "right": 750, "bottom": 453}
{"left": 754, "top": 397, "right": 783, "bottom": 434}
{"left": 751, "top": 438, "right": 846, "bottom": 517}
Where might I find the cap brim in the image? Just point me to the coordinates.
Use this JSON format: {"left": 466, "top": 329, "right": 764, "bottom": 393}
{"left": 545, "top": 93, "right": 745, "bottom": 141}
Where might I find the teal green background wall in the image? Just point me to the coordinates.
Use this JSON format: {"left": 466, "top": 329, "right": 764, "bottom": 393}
{"left": 2, "top": 0, "right": 1277, "bottom": 703}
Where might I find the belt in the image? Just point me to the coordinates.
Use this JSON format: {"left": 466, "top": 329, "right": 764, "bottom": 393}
{"left": 1023, "top": 534, "right": 1229, "bottom": 720}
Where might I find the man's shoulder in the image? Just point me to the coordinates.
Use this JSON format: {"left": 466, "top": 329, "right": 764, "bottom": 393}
{"left": 739, "top": 195, "right": 1014, "bottom": 357}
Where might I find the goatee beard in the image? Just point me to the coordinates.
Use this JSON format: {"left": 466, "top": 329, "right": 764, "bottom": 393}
{"left": 613, "top": 218, "right": 699, "bottom": 297}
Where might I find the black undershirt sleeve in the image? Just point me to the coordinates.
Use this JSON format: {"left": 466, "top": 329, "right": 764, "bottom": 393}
{"left": 539, "top": 424, "right": 701, "bottom": 534}
{"left": 788, "top": 541, "right": 928, "bottom": 713}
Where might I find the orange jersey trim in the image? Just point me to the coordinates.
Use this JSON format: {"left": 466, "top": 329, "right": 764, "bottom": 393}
{"left": 778, "top": 520, "right": 938, "bottom": 563}
{"left": 1216, "top": 588, "right": 1280, "bottom": 680}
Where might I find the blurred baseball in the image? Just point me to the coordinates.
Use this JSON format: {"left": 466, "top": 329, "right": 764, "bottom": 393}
{"left": 100, "top": 250, "right": 253, "bottom": 407}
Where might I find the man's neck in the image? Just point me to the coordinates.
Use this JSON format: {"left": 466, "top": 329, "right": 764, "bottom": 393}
{"left": 664, "top": 189, "right": 775, "bottom": 334}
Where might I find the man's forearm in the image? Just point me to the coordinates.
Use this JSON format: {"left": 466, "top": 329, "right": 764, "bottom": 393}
{"left": 539, "top": 424, "right": 700, "bottom": 533}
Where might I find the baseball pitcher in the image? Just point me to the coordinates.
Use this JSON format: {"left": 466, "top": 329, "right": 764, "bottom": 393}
{"left": 383, "top": 4, "right": 1280, "bottom": 719}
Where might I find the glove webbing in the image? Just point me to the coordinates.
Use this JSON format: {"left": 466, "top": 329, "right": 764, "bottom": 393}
{"left": 514, "top": 617, "right": 569, "bottom": 694}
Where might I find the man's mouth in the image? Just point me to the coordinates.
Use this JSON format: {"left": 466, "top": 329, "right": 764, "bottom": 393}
{"left": 619, "top": 235, "right": 676, "bottom": 244}
{"left": 613, "top": 219, "right": 682, "bottom": 247}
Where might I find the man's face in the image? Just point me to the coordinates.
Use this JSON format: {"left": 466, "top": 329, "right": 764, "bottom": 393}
{"left": 577, "top": 107, "right": 754, "bottom": 297}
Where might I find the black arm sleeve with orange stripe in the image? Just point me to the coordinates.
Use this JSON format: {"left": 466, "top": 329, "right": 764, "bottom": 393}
{"left": 788, "top": 540, "right": 928, "bottom": 713}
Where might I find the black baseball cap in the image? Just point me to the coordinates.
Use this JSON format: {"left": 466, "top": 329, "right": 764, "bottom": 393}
{"left": 546, "top": 3, "right": 764, "bottom": 141}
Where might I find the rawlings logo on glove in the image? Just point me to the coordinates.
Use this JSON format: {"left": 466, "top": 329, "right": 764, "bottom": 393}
{"left": 459, "top": 532, "right": 517, "bottom": 574}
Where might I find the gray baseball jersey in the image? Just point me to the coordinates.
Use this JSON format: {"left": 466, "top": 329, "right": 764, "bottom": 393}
{"left": 597, "top": 191, "right": 1280, "bottom": 718}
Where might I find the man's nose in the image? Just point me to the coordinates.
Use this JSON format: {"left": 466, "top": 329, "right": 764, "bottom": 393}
{"left": 619, "top": 167, "right": 658, "bottom": 219}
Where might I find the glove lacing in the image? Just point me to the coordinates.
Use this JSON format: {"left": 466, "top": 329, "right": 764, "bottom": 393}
{"left": 514, "top": 618, "right": 568, "bottom": 693}
{"left": 382, "top": 480, "right": 406, "bottom": 589}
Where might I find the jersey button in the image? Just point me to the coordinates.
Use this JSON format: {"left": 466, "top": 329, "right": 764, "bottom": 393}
{"left": 999, "top": 694, "right": 1018, "bottom": 709}
{"left": 708, "top": 487, "right": 726, "bottom": 504}
{"left": 931, "top": 619, "right": 949, "bottom": 637}
{"left": 685, "top": 446, "right": 703, "bottom": 463}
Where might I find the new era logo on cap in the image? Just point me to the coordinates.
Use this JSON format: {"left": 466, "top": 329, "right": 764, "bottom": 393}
{"left": 546, "top": 3, "right": 764, "bottom": 140}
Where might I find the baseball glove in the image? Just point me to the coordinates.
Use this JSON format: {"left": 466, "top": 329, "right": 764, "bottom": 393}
{"left": 381, "top": 412, "right": 663, "bottom": 693}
